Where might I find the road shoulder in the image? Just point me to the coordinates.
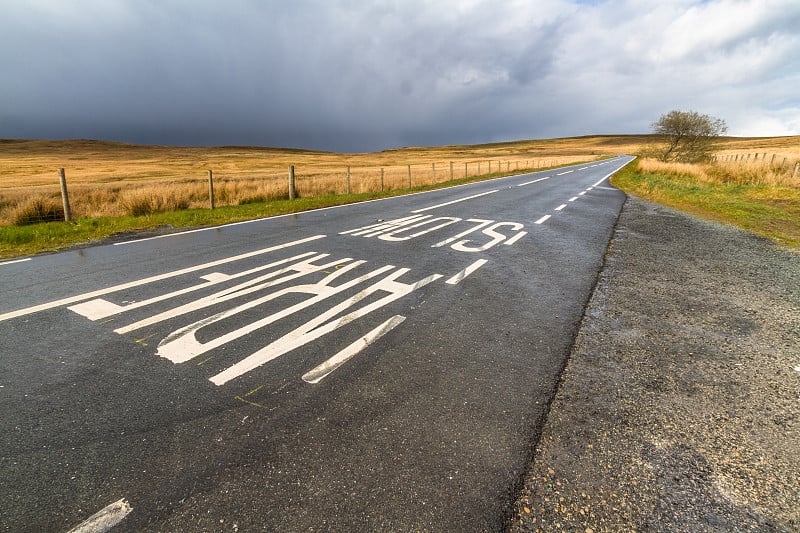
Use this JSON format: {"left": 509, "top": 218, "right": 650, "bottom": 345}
{"left": 511, "top": 196, "right": 800, "bottom": 531}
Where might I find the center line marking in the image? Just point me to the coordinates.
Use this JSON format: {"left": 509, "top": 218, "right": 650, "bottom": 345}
{"left": 568, "top": 196, "right": 579, "bottom": 202}
{"left": 411, "top": 190, "right": 498, "bottom": 213}
{"left": 535, "top": 215, "right": 551, "bottom": 224}
{"left": 518, "top": 176, "right": 551, "bottom": 187}
{"left": 556, "top": 170, "right": 573, "bottom": 175}
{"left": 555, "top": 204, "right": 567, "bottom": 211}
{"left": 446, "top": 259, "right": 489, "bottom": 285}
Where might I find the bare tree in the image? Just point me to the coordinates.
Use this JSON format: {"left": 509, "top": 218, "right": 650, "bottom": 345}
{"left": 652, "top": 110, "right": 727, "bottom": 163}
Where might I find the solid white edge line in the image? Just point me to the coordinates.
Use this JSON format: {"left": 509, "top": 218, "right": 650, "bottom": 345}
{"left": 0, "top": 235, "right": 326, "bottom": 322}
{"left": 410, "top": 190, "right": 498, "bottom": 213}
{"left": 0, "top": 258, "right": 31, "bottom": 267}
{"left": 301, "top": 315, "right": 406, "bottom": 384}
{"left": 534, "top": 215, "right": 551, "bottom": 224}
{"left": 445, "top": 258, "right": 489, "bottom": 285}
{"left": 67, "top": 498, "right": 132, "bottom": 533}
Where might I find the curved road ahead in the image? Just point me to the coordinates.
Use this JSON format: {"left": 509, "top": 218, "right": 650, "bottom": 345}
{"left": 1, "top": 156, "right": 633, "bottom": 531}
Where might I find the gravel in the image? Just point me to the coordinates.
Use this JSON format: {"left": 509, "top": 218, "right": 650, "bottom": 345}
{"left": 510, "top": 196, "right": 800, "bottom": 532}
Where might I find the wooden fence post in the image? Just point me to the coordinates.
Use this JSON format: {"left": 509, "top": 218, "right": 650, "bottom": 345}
{"left": 771, "top": 154, "right": 776, "bottom": 165}
{"left": 794, "top": 162, "right": 799, "bottom": 178}
{"left": 407, "top": 165, "right": 411, "bottom": 188}
{"left": 464, "top": 162, "right": 468, "bottom": 179}
{"left": 288, "top": 166, "right": 296, "bottom": 200}
{"left": 381, "top": 168, "right": 385, "bottom": 191}
{"left": 449, "top": 161, "right": 453, "bottom": 181}
{"left": 432, "top": 162, "right": 436, "bottom": 181}
{"left": 346, "top": 166, "right": 351, "bottom": 195}
{"left": 208, "top": 170, "right": 215, "bottom": 208}
{"left": 58, "top": 168, "right": 72, "bottom": 222}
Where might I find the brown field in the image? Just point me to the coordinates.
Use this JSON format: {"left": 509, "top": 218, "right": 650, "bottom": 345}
{"left": 1, "top": 134, "right": 798, "bottom": 225}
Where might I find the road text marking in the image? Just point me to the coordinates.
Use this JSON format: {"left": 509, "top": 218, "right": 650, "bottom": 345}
{"left": 446, "top": 259, "right": 489, "bottom": 285}
{"left": 411, "top": 190, "right": 499, "bottom": 213}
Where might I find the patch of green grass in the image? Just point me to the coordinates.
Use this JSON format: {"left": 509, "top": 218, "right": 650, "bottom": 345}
{"left": 0, "top": 164, "right": 570, "bottom": 259}
{"left": 611, "top": 160, "right": 800, "bottom": 247}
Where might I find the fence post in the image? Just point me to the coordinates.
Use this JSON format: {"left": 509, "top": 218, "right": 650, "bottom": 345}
{"left": 450, "top": 161, "right": 453, "bottom": 181}
{"left": 782, "top": 157, "right": 787, "bottom": 168}
{"left": 488, "top": 161, "right": 492, "bottom": 173}
{"left": 432, "top": 162, "right": 436, "bottom": 181}
{"left": 794, "top": 162, "right": 799, "bottom": 178}
{"left": 346, "top": 166, "right": 351, "bottom": 195}
{"left": 381, "top": 167, "right": 385, "bottom": 191}
{"left": 288, "top": 165, "right": 296, "bottom": 200}
{"left": 464, "top": 162, "right": 468, "bottom": 178}
{"left": 58, "top": 168, "right": 72, "bottom": 222}
{"left": 208, "top": 170, "right": 215, "bottom": 208}
{"left": 507, "top": 161, "right": 510, "bottom": 172}
{"left": 407, "top": 165, "right": 412, "bottom": 188}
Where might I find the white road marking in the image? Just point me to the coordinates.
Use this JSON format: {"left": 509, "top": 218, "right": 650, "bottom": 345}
{"left": 0, "top": 235, "right": 326, "bottom": 323}
{"left": 503, "top": 231, "right": 528, "bottom": 245}
{"left": 67, "top": 498, "right": 132, "bottom": 533}
{"left": 339, "top": 214, "right": 429, "bottom": 237}
{"left": 410, "top": 190, "right": 498, "bottom": 213}
{"left": 302, "top": 315, "right": 406, "bottom": 384}
{"left": 69, "top": 252, "right": 318, "bottom": 321}
{"left": 517, "top": 176, "right": 550, "bottom": 187}
{"left": 450, "top": 222, "right": 525, "bottom": 252}
{"left": 568, "top": 197, "right": 579, "bottom": 202}
{"left": 0, "top": 258, "right": 31, "bottom": 267}
{"left": 556, "top": 170, "right": 573, "bottom": 175}
{"left": 578, "top": 191, "right": 587, "bottom": 196}
{"left": 379, "top": 217, "right": 461, "bottom": 241}
{"left": 534, "top": 215, "right": 551, "bottom": 224}
{"left": 446, "top": 259, "right": 488, "bottom": 285}
{"left": 555, "top": 204, "right": 567, "bottom": 211}
{"left": 209, "top": 269, "right": 443, "bottom": 385}
{"left": 432, "top": 219, "right": 494, "bottom": 247}
{"left": 578, "top": 167, "right": 588, "bottom": 170}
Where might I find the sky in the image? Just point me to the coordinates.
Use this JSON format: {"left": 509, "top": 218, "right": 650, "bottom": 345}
{"left": 1, "top": 0, "right": 799, "bottom": 152}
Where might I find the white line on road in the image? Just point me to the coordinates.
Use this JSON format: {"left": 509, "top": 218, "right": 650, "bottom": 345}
{"left": 503, "top": 231, "right": 528, "bottom": 246}
{"left": 0, "top": 235, "right": 326, "bottom": 322}
{"left": 534, "top": 215, "right": 551, "bottom": 225}
{"left": 556, "top": 170, "right": 574, "bottom": 175}
{"left": 411, "top": 190, "right": 498, "bottom": 213}
{"left": 555, "top": 204, "right": 567, "bottom": 211}
{"left": 517, "top": 176, "right": 550, "bottom": 187}
{"left": 445, "top": 259, "right": 489, "bottom": 285}
{"left": 0, "top": 258, "right": 31, "bottom": 267}
{"left": 568, "top": 197, "right": 579, "bottom": 202}
{"left": 302, "top": 315, "right": 406, "bottom": 384}
{"left": 67, "top": 498, "right": 132, "bottom": 533}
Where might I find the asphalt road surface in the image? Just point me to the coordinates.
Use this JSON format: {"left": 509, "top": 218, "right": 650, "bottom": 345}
{"left": 0, "top": 156, "right": 633, "bottom": 532}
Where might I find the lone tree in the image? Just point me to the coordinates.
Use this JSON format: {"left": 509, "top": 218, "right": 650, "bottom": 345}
{"left": 651, "top": 110, "right": 727, "bottom": 163}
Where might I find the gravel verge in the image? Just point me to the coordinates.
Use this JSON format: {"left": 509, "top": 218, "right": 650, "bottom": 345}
{"left": 510, "top": 196, "right": 800, "bottom": 532}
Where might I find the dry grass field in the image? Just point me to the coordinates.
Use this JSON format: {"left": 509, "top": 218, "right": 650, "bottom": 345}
{"left": 0, "top": 136, "right": 647, "bottom": 225}
{"left": 1, "top": 134, "right": 798, "bottom": 229}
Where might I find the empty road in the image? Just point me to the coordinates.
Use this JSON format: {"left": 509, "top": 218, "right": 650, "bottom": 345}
{"left": 0, "top": 156, "right": 633, "bottom": 531}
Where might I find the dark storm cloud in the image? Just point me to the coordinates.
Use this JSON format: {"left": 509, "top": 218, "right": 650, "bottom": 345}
{"left": 1, "top": 0, "right": 798, "bottom": 152}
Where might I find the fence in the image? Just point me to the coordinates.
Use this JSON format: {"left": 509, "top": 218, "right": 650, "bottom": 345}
{"left": 0, "top": 155, "right": 591, "bottom": 225}
{"left": 713, "top": 151, "right": 800, "bottom": 176}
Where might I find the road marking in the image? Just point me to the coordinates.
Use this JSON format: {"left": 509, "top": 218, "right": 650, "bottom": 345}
{"left": 302, "top": 315, "right": 406, "bottom": 384}
{"left": 556, "top": 170, "right": 573, "bottom": 175}
{"left": 0, "top": 258, "right": 31, "bottom": 267}
{"left": 446, "top": 259, "right": 488, "bottom": 285}
{"left": 410, "top": 190, "right": 498, "bottom": 213}
{"left": 0, "top": 235, "right": 326, "bottom": 323}
{"left": 555, "top": 204, "right": 567, "bottom": 211}
{"left": 578, "top": 191, "right": 587, "bottom": 196}
{"left": 578, "top": 167, "right": 588, "bottom": 170}
{"left": 568, "top": 197, "right": 579, "bottom": 202}
{"left": 67, "top": 498, "right": 132, "bottom": 533}
{"left": 209, "top": 270, "right": 442, "bottom": 385}
{"left": 517, "top": 176, "right": 550, "bottom": 187}
{"left": 534, "top": 215, "right": 551, "bottom": 224}
{"left": 503, "top": 231, "right": 528, "bottom": 245}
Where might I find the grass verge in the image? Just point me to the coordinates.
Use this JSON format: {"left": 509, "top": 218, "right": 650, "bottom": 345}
{"left": 611, "top": 160, "right": 800, "bottom": 248}
{"left": 0, "top": 166, "right": 557, "bottom": 260}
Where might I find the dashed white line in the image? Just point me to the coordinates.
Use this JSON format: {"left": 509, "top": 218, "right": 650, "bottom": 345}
{"left": 67, "top": 498, "right": 132, "bottom": 533}
{"left": 0, "top": 257, "right": 31, "bottom": 267}
{"left": 534, "top": 215, "right": 551, "bottom": 225}
{"left": 554, "top": 204, "right": 567, "bottom": 211}
{"left": 568, "top": 197, "right": 579, "bottom": 202}
{"left": 556, "top": 170, "right": 574, "bottom": 175}
{"left": 517, "top": 176, "right": 551, "bottom": 187}
{"left": 446, "top": 259, "right": 489, "bottom": 285}
{"left": 411, "top": 190, "right": 498, "bottom": 213}
{"left": 578, "top": 191, "right": 587, "bottom": 196}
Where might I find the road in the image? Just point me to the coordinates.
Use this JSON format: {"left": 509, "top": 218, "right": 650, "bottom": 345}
{"left": 0, "top": 156, "right": 633, "bottom": 532}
